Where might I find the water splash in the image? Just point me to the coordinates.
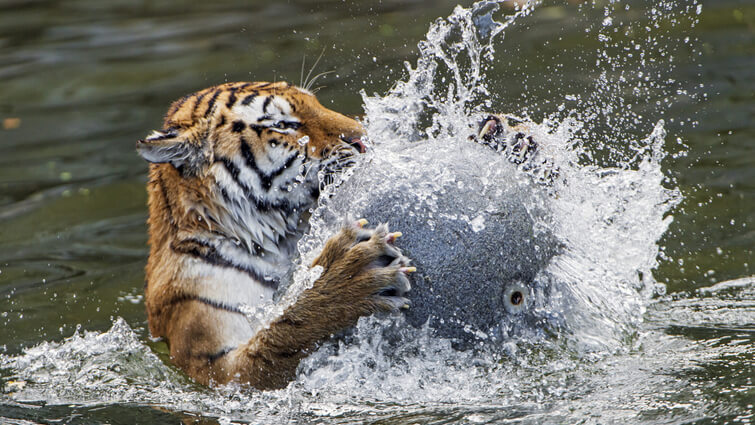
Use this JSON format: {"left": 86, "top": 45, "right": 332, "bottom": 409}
{"left": 2, "top": 1, "right": 706, "bottom": 422}
{"left": 294, "top": 0, "right": 681, "bottom": 353}
{"left": 1, "top": 318, "right": 188, "bottom": 406}
{"left": 362, "top": 1, "right": 539, "bottom": 145}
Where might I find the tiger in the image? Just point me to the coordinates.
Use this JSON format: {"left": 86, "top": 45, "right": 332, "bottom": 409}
{"left": 137, "top": 81, "right": 414, "bottom": 390}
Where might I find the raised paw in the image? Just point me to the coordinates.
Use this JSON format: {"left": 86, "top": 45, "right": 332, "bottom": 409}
{"left": 472, "top": 114, "right": 506, "bottom": 151}
{"left": 311, "top": 218, "right": 373, "bottom": 270}
{"left": 471, "top": 114, "right": 559, "bottom": 184}
{"left": 473, "top": 115, "right": 537, "bottom": 163}
{"left": 311, "top": 222, "right": 414, "bottom": 317}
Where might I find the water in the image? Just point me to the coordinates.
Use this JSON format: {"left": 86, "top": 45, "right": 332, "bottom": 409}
{"left": 1, "top": 1, "right": 753, "bottom": 423}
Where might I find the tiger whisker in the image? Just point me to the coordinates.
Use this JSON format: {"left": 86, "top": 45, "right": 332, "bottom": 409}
{"left": 303, "top": 47, "right": 326, "bottom": 90}
{"left": 306, "top": 69, "right": 334, "bottom": 91}
{"left": 306, "top": 70, "right": 334, "bottom": 92}
{"left": 300, "top": 54, "right": 307, "bottom": 88}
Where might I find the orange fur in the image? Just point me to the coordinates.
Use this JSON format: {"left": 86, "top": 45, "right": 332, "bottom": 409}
{"left": 138, "top": 81, "right": 411, "bottom": 389}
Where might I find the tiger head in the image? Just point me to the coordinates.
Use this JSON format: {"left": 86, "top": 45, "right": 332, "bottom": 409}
{"left": 136, "top": 81, "right": 365, "bottom": 254}
{"left": 137, "top": 80, "right": 364, "bottom": 178}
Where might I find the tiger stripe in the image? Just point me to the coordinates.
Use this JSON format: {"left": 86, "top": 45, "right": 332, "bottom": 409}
{"left": 190, "top": 90, "right": 208, "bottom": 119}
{"left": 203, "top": 89, "right": 222, "bottom": 118}
{"left": 137, "top": 80, "right": 368, "bottom": 389}
{"left": 262, "top": 96, "right": 273, "bottom": 112}
{"left": 240, "top": 92, "right": 259, "bottom": 106}
{"left": 166, "top": 292, "right": 246, "bottom": 315}
{"left": 170, "top": 237, "right": 275, "bottom": 281}
{"left": 202, "top": 347, "right": 234, "bottom": 363}
{"left": 238, "top": 136, "right": 301, "bottom": 192}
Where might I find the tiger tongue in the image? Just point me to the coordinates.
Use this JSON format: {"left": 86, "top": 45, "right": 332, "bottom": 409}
{"left": 348, "top": 137, "right": 367, "bottom": 153}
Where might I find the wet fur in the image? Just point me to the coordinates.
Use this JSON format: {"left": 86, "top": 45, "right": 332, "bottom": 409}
{"left": 139, "top": 81, "right": 410, "bottom": 389}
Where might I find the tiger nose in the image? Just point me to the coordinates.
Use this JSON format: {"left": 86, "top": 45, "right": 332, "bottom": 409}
{"left": 341, "top": 135, "right": 367, "bottom": 153}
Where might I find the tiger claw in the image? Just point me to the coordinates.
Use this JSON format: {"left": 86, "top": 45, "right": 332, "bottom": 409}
{"left": 510, "top": 134, "right": 537, "bottom": 164}
{"left": 478, "top": 120, "right": 495, "bottom": 140}
{"left": 375, "top": 296, "right": 411, "bottom": 312}
{"left": 477, "top": 115, "right": 504, "bottom": 141}
{"left": 386, "top": 231, "right": 402, "bottom": 243}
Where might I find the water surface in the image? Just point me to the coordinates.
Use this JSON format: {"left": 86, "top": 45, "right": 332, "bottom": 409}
{"left": 1, "top": 0, "right": 753, "bottom": 423}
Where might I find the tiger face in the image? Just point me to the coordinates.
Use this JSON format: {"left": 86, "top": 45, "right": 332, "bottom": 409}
{"left": 137, "top": 81, "right": 365, "bottom": 269}
{"left": 137, "top": 80, "right": 364, "bottom": 203}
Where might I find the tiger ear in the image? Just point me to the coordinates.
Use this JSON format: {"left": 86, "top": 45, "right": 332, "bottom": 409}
{"left": 136, "top": 129, "right": 208, "bottom": 174}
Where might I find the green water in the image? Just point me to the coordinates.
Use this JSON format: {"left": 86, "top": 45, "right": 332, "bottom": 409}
{"left": 1, "top": 0, "right": 753, "bottom": 423}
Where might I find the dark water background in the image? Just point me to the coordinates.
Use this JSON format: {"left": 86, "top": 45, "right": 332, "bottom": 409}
{"left": 0, "top": 0, "right": 752, "bottom": 423}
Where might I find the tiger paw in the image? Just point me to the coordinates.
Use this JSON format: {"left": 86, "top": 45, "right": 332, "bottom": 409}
{"left": 311, "top": 218, "right": 373, "bottom": 270}
{"left": 472, "top": 114, "right": 559, "bottom": 184}
{"left": 474, "top": 114, "right": 537, "bottom": 163}
{"left": 311, "top": 222, "right": 413, "bottom": 316}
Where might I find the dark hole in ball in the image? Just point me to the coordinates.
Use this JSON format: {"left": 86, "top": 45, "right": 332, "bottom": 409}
{"left": 510, "top": 291, "right": 523, "bottom": 306}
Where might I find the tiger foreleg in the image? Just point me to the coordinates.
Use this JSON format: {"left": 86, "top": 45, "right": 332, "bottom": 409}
{"left": 220, "top": 221, "right": 413, "bottom": 390}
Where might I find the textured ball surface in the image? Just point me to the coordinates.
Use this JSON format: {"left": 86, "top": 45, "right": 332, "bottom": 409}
{"left": 309, "top": 141, "right": 560, "bottom": 342}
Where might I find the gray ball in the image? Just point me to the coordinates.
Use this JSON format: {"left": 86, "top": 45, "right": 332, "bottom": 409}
{"left": 310, "top": 141, "right": 561, "bottom": 343}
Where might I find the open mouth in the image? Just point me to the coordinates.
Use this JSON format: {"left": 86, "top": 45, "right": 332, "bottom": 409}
{"left": 341, "top": 136, "right": 367, "bottom": 153}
